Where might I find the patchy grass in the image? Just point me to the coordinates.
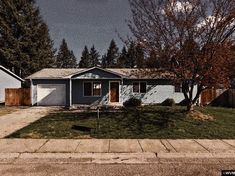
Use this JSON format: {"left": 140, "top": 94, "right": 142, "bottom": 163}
{"left": 0, "top": 106, "right": 17, "bottom": 116}
{"left": 6, "top": 106, "right": 235, "bottom": 139}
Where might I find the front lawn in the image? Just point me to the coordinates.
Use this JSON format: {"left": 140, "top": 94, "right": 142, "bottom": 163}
{"left": 6, "top": 106, "right": 235, "bottom": 139}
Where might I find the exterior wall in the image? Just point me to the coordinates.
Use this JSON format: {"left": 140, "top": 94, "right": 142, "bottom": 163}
{"left": 31, "top": 79, "right": 70, "bottom": 106}
{"left": 120, "top": 79, "right": 197, "bottom": 104}
{"left": 71, "top": 68, "right": 122, "bottom": 105}
{"left": 72, "top": 79, "right": 196, "bottom": 106}
{"left": 72, "top": 79, "right": 120, "bottom": 105}
{"left": 0, "top": 69, "right": 21, "bottom": 103}
{"left": 31, "top": 78, "right": 197, "bottom": 106}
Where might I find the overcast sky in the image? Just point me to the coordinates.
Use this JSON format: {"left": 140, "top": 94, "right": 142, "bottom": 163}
{"left": 36, "top": 0, "right": 132, "bottom": 60}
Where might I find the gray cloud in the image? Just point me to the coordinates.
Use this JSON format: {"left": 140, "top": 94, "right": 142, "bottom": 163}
{"left": 36, "top": 0, "right": 131, "bottom": 59}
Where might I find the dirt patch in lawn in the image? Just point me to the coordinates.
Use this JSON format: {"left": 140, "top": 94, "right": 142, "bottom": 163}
{"left": 187, "top": 110, "right": 214, "bottom": 121}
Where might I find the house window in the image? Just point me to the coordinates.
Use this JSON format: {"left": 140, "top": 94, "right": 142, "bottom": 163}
{"left": 93, "top": 82, "right": 102, "bottom": 96}
{"left": 133, "top": 82, "right": 140, "bottom": 93}
{"left": 133, "top": 82, "right": 147, "bottom": 93}
{"left": 175, "top": 83, "right": 182, "bottom": 93}
{"left": 84, "top": 82, "right": 92, "bottom": 96}
{"left": 83, "top": 81, "right": 102, "bottom": 97}
{"left": 140, "top": 82, "right": 147, "bottom": 93}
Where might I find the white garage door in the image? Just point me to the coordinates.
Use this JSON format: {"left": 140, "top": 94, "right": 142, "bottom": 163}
{"left": 37, "top": 84, "right": 66, "bottom": 106}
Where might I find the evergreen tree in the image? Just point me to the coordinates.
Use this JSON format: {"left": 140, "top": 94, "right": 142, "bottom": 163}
{"left": 101, "top": 54, "right": 107, "bottom": 68}
{"left": 117, "top": 46, "right": 128, "bottom": 68}
{"left": 105, "top": 39, "right": 119, "bottom": 68}
{"left": 0, "top": 0, "right": 55, "bottom": 77}
{"left": 89, "top": 45, "right": 100, "bottom": 67}
{"left": 126, "top": 42, "right": 136, "bottom": 68}
{"left": 121, "top": 42, "right": 145, "bottom": 68}
{"left": 56, "top": 39, "right": 77, "bottom": 68}
{"left": 79, "top": 46, "right": 91, "bottom": 68}
{"left": 146, "top": 50, "right": 158, "bottom": 68}
{"left": 135, "top": 43, "right": 145, "bottom": 68}
{"left": 70, "top": 51, "right": 77, "bottom": 67}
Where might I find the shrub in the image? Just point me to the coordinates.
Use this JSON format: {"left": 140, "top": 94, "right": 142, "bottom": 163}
{"left": 123, "top": 97, "right": 142, "bottom": 108}
{"left": 161, "top": 98, "right": 175, "bottom": 106}
{"left": 178, "top": 99, "right": 188, "bottom": 106}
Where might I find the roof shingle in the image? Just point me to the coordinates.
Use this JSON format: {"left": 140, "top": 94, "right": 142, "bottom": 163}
{"left": 26, "top": 67, "right": 174, "bottom": 79}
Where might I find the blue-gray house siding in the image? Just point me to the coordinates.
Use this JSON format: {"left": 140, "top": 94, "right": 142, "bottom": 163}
{"left": 121, "top": 79, "right": 189, "bottom": 104}
{"left": 72, "top": 79, "right": 110, "bottom": 105}
{"left": 71, "top": 79, "right": 196, "bottom": 105}
{"left": 71, "top": 68, "right": 122, "bottom": 105}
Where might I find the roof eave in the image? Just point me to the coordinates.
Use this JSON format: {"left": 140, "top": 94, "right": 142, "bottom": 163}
{"left": 0, "top": 66, "right": 24, "bottom": 82}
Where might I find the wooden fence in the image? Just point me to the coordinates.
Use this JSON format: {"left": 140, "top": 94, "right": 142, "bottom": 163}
{"left": 228, "top": 89, "right": 235, "bottom": 108}
{"left": 201, "top": 88, "right": 218, "bottom": 106}
{"left": 5, "top": 88, "right": 31, "bottom": 106}
{"left": 201, "top": 88, "right": 235, "bottom": 108}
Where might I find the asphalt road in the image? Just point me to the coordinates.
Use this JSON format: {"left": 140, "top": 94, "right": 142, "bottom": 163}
{"left": 0, "top": 159, "right": 234, "bottom": 176}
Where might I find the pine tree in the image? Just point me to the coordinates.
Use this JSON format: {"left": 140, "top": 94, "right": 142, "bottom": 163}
{"left": 90, "top": 45, "right": 100, "bottom": 67}
{"left": 146, "top": 50, "right": 157, "bottom": 68}
{"left": 0, "top": 0, "right": 55, "bottom": 77}
{"left": 79, "top": 46, "right": 91, "bottom": 68}
{"left": 126, "top": 42, "right": 136, "bottom": 68}
{"left": 70, "top": 51, "right": 77, "bottom": 67}
{"left": 105, "top": 39, "right": 119, "bottom": 68}
{"left": 101, "top": 54, "right": 107, "bottom": 68}
{"left": 135, "top": 43, "right": 145, "bottom": 68}
{"left": 56, "top": 39, "right": 77, "bottom": 68}
{"left": 117, "top": 46, "right": 128, "bottom": 68}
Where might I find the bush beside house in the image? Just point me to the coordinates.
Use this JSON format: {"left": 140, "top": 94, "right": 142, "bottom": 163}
{"left": 161, "top": 98, "right": 175, "bottom": 106}
{"left": 123, "top": 97, "right": 142, "bottom": 108}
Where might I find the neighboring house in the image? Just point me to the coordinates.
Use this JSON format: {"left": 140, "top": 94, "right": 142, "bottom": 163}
{"left": 0, "top": 65, "right": 24, "bottom": 103}
{"left": 26, "top": 67, "right": 198, "bottom": 107}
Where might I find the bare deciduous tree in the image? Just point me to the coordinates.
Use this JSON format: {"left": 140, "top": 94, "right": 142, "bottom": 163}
{"left": 128, "top": 0, "right": 235, "bottom": 111}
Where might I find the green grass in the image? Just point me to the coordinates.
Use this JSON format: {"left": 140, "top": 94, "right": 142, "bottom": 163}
{"left": 6, "top": 106, "right": 235, "bottom": 139}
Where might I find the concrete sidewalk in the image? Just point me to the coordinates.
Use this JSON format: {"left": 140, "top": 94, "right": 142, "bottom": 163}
{"left": 0, "top": 139, "right": 235, "bottom": 163}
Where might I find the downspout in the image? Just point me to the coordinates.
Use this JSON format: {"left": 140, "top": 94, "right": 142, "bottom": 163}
{"left": 121, "top": 78, "right": 124, "bottom": 104}
{"left": 30, "top": 79, "right": 33, "bottom": 106}
{"left": 69, "top": 78, "right": 72, "bottom": 108}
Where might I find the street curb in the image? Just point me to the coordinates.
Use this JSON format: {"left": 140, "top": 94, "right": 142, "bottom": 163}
{"left": 0, "top": 152, "right": 234, "bottom": 164}
{"left": 157, "top": 152, "right": 235, "bottom": 159}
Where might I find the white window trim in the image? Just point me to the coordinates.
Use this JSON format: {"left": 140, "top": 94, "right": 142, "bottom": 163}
{"left": 93, "top": 81, "right": 102, "bottom": 97}
{"left": 83, "top": 81, "right": 102, "bottom": 97}
{"left": 132, "top": 81, "right": 147, "bottom": 94}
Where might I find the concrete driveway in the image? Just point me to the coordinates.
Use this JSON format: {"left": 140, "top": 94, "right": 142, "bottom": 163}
{"left": 0, "top": 107, "right": 57, "bottom": 138}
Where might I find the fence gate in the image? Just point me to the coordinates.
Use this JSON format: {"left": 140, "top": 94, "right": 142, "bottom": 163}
{"left": 5, "top": 88, "right": 31, "bottom": 106}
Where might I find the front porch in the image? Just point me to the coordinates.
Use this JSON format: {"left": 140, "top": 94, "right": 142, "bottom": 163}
{"left": 67, "top": 67, "right": 125, "bottom": 107}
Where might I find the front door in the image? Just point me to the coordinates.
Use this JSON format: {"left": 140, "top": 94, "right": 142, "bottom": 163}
{"left": 110, "top": 82, "right": 119, "bottom": 103}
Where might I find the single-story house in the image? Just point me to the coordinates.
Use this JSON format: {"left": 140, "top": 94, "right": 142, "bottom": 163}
{"left": 26, "top": 67, "right": 198, "bottom": 107}
{"left": 0, "top": 65, "right": 24, "bottom": 103}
